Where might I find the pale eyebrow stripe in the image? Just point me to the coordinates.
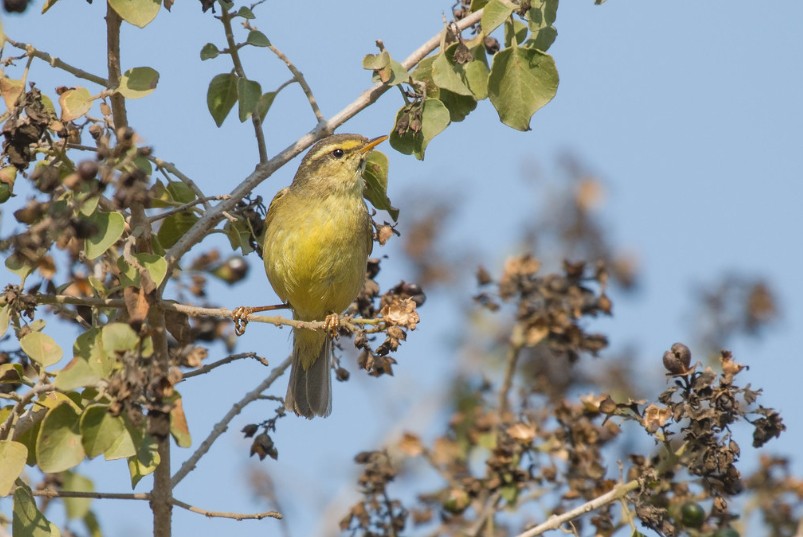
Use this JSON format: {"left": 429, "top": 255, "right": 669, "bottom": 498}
{"left": 308, "top": 139, "right": 363, "bottom": 161}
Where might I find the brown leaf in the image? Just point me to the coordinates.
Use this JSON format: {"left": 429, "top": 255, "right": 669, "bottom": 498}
{"left": 123, "top": 286, "right": 149, "bottom": 327}
{"left": 397, "top": 432, "right": 423, "bottom": 457}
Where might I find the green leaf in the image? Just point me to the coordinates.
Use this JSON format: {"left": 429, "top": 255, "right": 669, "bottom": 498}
{"left": 83, "top": 511, "right": 101, "bottom": 537}
{"left": 200, "top": 43, "right": 219, "bottom": 61}
{"left": 464, "top": 59, "right": 490, "bottom": 100}
{"left": 223, "top": 218, "right": 254, "bottom": 255}
{"left": 470, "top": 0, "right": 489, "bottom": 10}
{"left": 127, "top": 430, "right": 159, "bottom": 488}
{"left": 362, "top": 50, "right": 390, "bottom": 70}
{"left": 117, "top": 67, "right": 160, "bottom": 99}
{"left": 488, "top": 46, "right": 558, "bottom": 131}
{"left": 246, "top": 30, "right": 270, "bottom": 47}
{"left": 80, "top": 405, "right": 134, "bottom": 460}
{"left": 59, "top": 87, "right": 92, "bottom": 122}
{"left": 74, "top": 327, "right": 114, "bottom": 378}
{"left": 504, "top": 18, "right": 528, "bottom": 47}
{"left": 0, "top": 363, "right": 25, "bottom": 386}
{"left": 542, "top": 0, "right": 559, "bottom": 25}
{"left": 36, "top": 402, "right": 86, "bottom": 473}
{"left": 0, "top": 303, "right": 9, "bottom": 338}
{"left": 13, "top": 485, "right": 60, "bottom": 537}
{"left": 481, "top": 0, "right": 516, "bottom": 35}
{"left": 0, "top": 440, "right": 27, "bottom": 496}
{"left": 371, "top": 59, "right": 409, "bottom": 86}
{"left": 166, "top": 180, "right": 195, "bottom": 203}
{"left": 157, "top": 211, "right": 199, "bottom": 249}
{"left": 207, "top": 73, "right": 238, "bottom": 127}
{"left": 109, "top": 0, "right": 161, "bottom": 28}
{"left": 363, "top": 151, "right": 399, "bottom": 221}
{"left": 55, "top": 356, "right": 101, "bottom": 391}
{"left": 118, "top": 253, "right": 168, "bottom": 288}
{"left": 5, "top": 254, "right": 33, "bottom": 280}
{"left": 170, "top": 396, "right": 191, "bottom": 448}
{"left": 20, "top": 332, "right": 63, "bottom": 367}
{"left": 237, "top": 78, "right": 262, "bottom": 122}
{"left": 390, "top": 99, "right": 450, "bottom": 160}
{"left": 61, "top": 472, "right": 93, "bottom": 520}
{"left": 526, "top": 25, "right": 558, "bottom": 52}
{"left": 101, "top": 323, "right": 139, "bottom": 354}
{"left": 235, "top": 6, "right": 255, "bottom": 19}
{"left": 438, "top": 89, "right": 477, "bottom": 122}
{"left": 432, "top": 46, "right": 472, "bottom": 96}
{"left": 84, "top": 210, "right": 125, "bottom": 260}
{"left": 256, "top": 92, "right": 276, "bottom": 123}
{"left": 411, "top": 56, "right": 438, "bottom": 94}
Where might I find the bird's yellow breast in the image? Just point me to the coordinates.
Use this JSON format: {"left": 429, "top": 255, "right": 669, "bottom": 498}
{"left": 263, "top": 189, "right": 372, "bottom": 321}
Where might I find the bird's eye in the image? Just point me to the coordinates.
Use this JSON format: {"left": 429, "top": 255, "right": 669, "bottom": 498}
{"left": 331, "top": 148, "right": 345, "bottom": 158}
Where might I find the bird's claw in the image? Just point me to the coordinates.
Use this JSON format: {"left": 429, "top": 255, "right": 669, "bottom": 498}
{"left": 323, "top": 313, "right": 340, "bottom": 338}
{"left": 232, "top": 306, "right": 252, "bottom": 336}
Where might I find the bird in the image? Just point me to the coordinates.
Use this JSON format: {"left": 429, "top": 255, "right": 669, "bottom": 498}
{"left": 259, "top": 133, "right": 387, "bottom": 418}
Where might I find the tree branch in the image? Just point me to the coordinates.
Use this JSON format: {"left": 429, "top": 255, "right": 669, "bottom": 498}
{"left": 105, "top": 4, "right": 128, "bottom": 130}
{"left": 220, "top": 6, "right": 268, "bottom": 164}
{"left": 4, "top": 38, "right": 110, "bottom": 87}
{"left": 28, "top": 489, "right": 150, "bottom": 501}
{"left": 267, "top": 42, "right": 325, "bottom": 125}
{"left": 170, "top": 498, "right": 282, "bottom": 520}
{"left": 15, "top": 293, "right": 382, "bottom": 332}
{"left": 171, "top": 356, "right": 292, "bottom": 487}
{"left": 181, "top": 352, "right": 270, "bottom": 380}
{"left": 515, "top": 480, "right": 640, "bottom": 537}
{"left": 162, "top": 9, "right": 483, "bottom": 273}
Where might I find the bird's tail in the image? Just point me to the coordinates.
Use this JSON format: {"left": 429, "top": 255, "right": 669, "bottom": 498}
{"left": 285, "top": 326, "right": 332, "bottom": 418}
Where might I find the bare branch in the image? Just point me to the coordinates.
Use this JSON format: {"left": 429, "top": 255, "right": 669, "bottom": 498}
{"left": 515, "top": 480, "right": 640, "bottom": 537}
{"left": 170, "top": 497, "right": 282, "bottom": 520}
{"left": 220, "top": 7, "right": 268, "bottom": 164}
{"left": 0, "top": 383, "right": 55, "bottom": 440}
{"left": 171, "top": 356, "right": 292, "bottom": 487}
{"left": 162, "top": 9, "right": 483, "bottom": 273}
{"left": 498, "top": 326, "right": 525, "bottom": 416}
{"left": 149, "top": 156, "right": 215, "bottom": 212}
{"left": 181, "top": 352, "right": 270, "bottom": 380}
{"left": 15, "top": 293, "right": 382, "bottom": 332}
{"left": 147, "top": 195, "right": 231, "bottom": 224}
{"left": 4, "top": 38, "right": 110, "bottom": 87}
{"left": 28, "top": 489, "right": 150, "bottom": 501}
{"left": 267, "top": 42, "right": 325, "bottom": 124}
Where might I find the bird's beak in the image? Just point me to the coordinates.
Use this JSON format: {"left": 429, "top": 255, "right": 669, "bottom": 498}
{"left": 360, "top": 135, "right": 389, "bottom": 153}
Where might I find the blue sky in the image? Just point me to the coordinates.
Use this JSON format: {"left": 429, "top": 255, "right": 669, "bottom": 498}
{"left": 2, "top": 1, "right": 802, "bottom": 536}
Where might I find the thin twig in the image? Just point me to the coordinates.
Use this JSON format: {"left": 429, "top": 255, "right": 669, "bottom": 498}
{"left": 146, "top": 195, "right": 231, "bottom": 224}
{"left": 149, "top": 156, "right": 214, "bottom": 212}
{"left": 162, "top": 9, "right": 483, "bottom": 273}
{"left": 170, "top": 497, "right": 282, "bottom": 520}
{"left": 4, "top": 38, "right": 110, "bottom": 87}
{"left": 171, "top": 356, "right": 292, "bottom": 487}
{"left": 182, "top": 352, "right": 269, "bottom": 380}
{"left": 220, "top": 6, "right": 268, "bottom": 163}
{"left": 0, "top": 383, "right": 55, "bottom": 440}
{"left": 267, "top": 42, "right": 325, "bottom": 124}
{"left": 515, "top": 480, "right": 640, "bottom": 537}
{"left": 27, "top": 489, "right": 150, "bottom": 501}
{"left": 498, "top": 325, "right": 525, "bottom": 416}
{"left": 13, "top": 293, "right": 383, "bottom": 332}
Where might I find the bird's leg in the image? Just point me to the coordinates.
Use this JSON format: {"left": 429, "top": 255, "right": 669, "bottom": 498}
{"left": 323, "top": 313, "right": 341, "bottom": 338}
{"left": 232, "top": 303, "right": 290, "bottom": 336}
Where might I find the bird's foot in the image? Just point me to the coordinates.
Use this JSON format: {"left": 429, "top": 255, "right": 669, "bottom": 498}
{"left": 232, "top": 306, "right": 253, "bottom": 336}
{"left": 323, "top": 313, "right": 341, "bottom": 338}
{"left": 232, "top": 303, "right": 291, "bottom": 336}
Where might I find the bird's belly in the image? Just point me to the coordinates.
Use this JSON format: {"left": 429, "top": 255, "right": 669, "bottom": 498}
{"left": 264, "top": 195, "right": 369, "bottom": 321}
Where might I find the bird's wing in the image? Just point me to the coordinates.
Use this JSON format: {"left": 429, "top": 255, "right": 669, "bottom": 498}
{"left": 264, "top": 187, "right": 290, "bottom": 231}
